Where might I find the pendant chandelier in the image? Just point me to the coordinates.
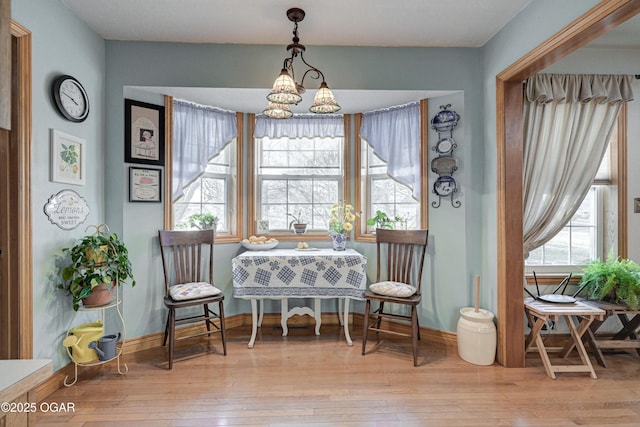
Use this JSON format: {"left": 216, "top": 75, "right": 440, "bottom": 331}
{"left": 264, "top": 8, "right": 341, "bottom": 119}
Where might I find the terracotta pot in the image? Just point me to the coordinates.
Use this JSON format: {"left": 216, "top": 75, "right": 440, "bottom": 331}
{"left": 82, "top": 282, "right": 115, "bottom": 307}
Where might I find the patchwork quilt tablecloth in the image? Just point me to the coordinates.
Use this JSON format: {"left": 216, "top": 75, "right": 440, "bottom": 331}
{"left": 232, "top": 248, "right": 367, "bottom": 300}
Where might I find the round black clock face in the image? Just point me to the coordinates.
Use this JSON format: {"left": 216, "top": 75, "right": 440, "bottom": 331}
{"left": 52, "top": 75, "right": 90, "bottom": 122}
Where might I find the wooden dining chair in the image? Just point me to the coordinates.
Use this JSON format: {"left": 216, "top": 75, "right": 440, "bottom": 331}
{"left": 158, "top": 229, "right": 227, "bottom": 369}
{"left": 362, "top": 229, "right": 429, "bottom": 366}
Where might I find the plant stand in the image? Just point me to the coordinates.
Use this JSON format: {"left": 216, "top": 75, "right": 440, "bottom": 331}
{"left": 63, "top": 285, "right": 128, "bottom": 386}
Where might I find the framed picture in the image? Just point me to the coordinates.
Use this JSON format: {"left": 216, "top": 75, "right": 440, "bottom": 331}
{"left": 124, "top": 99, "right": 165, "bottom": 166}
{"left": 50, "top": 129, "right": 86, "bottom": 185}
{"left": 129, "top": 166, "right": 162, "bottom": 202}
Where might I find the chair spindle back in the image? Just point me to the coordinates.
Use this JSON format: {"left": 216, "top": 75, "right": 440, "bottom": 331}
{"left": 376, "top": 229, "right": 429, "bottom": 295}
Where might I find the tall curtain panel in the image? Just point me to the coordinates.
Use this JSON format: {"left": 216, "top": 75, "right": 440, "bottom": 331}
{"left": 522, "top": 74, "right": 634, "bottom": 257}
{"left": 360, "top": 102, "right": 421, "bottom": 199}
{"left": 172, "top": 100, "right": 237, "bottom": 201}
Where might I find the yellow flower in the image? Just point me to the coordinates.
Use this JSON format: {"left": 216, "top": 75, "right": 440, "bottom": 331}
{"left": 346, "top": 213, "right": 356, "bottom": 222}
{"left": 343, "top": 222, "right": 353, "bottom": 232}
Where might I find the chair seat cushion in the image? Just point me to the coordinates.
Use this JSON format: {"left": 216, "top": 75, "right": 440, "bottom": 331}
{"left": 369, "top": 281, "right": 417, "bottom": 298}
{"left": 169, "top": 282, "right": 222, "bottom": 301}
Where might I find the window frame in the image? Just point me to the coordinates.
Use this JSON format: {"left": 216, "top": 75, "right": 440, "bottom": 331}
{"left": 354, "top": 99, "right": 429, "bottom": 242}
{"left": 163, "top": 96, "right": 244, "bottom": 243}
{"left": 247, "top": 114, "right": 351, "bottom": 241}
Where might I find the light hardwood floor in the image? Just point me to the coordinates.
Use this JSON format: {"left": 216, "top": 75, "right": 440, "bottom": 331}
{"left": 35, "top": 322, "right": 640, "bottom": 426}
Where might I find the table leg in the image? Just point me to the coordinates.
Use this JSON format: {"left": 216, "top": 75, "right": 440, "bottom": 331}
{"left": 258, "top": 299, "right": 264, "bottom": 327}
{"left": 617, "top": 314, "right": 640, "bottom": 356}
{"left": 343, "top": 298, "right": 353, "bottom": 346}
{"left": 281, "top": 298, "right": 289, "bottom": 336}
{"left": 314, "top": 298, "right": 321, "bottom": 335}
{"left": 533, "top": 322, "right": 556, "bottom": 379}
{"left": 584, "top": 324, "right": 607, "bottom": 368}
{"left": 248, "top": 299, "right": 258, "bottom": 349}
{"left": 563, "top": 315, "right": 597, "bottom": 379}
{"left": 613, "top": 313, "right": 640, "bottom": 340}
{"left": 337, "top": 298, "right": 344, "bottom": 326}
{"left": 525, "top": 313, "right": 546, "bottom": 352}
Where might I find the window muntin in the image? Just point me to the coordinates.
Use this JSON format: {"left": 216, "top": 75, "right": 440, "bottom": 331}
{"left": 256, "top": 136, "right": 344, "bottom": 233}
{"left": 526, "top": 186, "right": 601, "bottom": 268}
{"left": 173, "top": 141, "right": 238, "bottom": 235}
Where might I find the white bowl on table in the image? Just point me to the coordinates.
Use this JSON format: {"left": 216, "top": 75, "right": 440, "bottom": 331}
{"left": 240, "top": 240, "right": 279, "bottom": 251}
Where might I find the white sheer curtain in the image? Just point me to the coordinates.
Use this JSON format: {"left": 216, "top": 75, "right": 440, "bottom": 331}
{"left": 360, "top": 102, "right": 421, "bottom": 199}
{"left": 254, "top": 114, "right": 344, "bottom": 138}
{"left": 523, "top": 74, "right": 634, "bottom": 257}
{"left": 172, "top": 100, "right": 237, "bottom": 201}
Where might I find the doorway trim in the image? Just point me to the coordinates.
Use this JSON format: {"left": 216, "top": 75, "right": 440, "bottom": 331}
{"left": 10, "top": 20, "right": 32, "bottom": 359}
{"left": 496, "top": 0, "right": 640, "bottom": 367}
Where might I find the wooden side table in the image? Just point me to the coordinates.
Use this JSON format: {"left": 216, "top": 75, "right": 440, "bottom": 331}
{"left": 524, "top": 298, "right": 605, "bottom": 379}
{"left": 578, "top": 299, "right": 640, "bottom": 367}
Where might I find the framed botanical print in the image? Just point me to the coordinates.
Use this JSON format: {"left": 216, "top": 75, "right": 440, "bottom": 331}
{"left": 124, "top": 98, "right": 165, "bottom": 166}
{"left": 50, "top": 129, "right": 86, "bottom": 185}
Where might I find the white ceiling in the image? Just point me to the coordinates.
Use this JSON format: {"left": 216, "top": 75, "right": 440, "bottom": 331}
{"left": 60, "top": 0, "right": 534, "bottom": 48}
{"left": 60, "top": 0, "right": 639, "bottom": 113}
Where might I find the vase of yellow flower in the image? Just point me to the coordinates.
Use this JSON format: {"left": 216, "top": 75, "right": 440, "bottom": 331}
{"left": 328, "top": 200, "right": 358, "bottom": 251}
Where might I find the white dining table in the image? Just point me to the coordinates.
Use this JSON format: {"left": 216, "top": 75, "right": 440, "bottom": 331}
{"left": 232, "top": 248, "right": 367, "bottom": 348}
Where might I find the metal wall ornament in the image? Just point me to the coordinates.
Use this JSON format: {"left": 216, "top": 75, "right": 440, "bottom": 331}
{"left": 43, "top": 189, "right": 90, "bottom": 230}
{"left": 431, "top": 104, "right": 461, "bottom": 208}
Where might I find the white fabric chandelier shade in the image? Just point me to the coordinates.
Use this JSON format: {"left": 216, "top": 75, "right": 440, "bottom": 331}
{"left": 266, "top": 70, "right": 302, "bottom": 105}
{"left": 263, "top": 102, "right": 293, "bottom": 119}
{"left": 309, "top": 82, "right": 341, "bottom": 114}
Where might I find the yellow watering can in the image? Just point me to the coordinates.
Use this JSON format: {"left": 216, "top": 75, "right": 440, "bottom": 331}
{"left": 63, "top": 320, "right": 104, "bottom": 363}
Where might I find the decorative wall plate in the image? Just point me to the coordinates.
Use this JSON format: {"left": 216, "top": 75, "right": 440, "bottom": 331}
{"left": 434, "top": 137, "right": 456, "bottom": 155}
{"left": 433, "top": 175, "right": 457, "bottom": 197}
{"left": 431, "top": 104, "right": 460, "bottom": 133}
{"left": 431, "top": 156, "right": 458, "bottom": 175}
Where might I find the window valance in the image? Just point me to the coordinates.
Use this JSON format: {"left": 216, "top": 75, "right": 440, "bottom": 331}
{"left": 526, "top": 74, "right": 634, "bottom": 105}
{"left": 254, "top": 115, "right": 344, "bottom": 138}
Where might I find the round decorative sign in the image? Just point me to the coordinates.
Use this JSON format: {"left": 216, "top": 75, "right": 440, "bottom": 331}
{"left": 43, "top": 189, "right": 90, "bottom": 230}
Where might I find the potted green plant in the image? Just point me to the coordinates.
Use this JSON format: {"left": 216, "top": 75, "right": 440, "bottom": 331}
{"left": 366, "top": 210, "right": 399, "bottom": 231}
{"left": 187, "top": 212, "right": 218, "bottom": 230}
{"left": 578, "top": 251, "right": 640, "bottom": 309}
{"left": 58, "top": 224, "right": 136, "bottom": 311}
{"left": 288, "top": 208, "right": 307, "bottom": 234}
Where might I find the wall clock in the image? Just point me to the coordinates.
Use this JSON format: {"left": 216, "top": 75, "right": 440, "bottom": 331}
{"left": 51, "top": 75, "right": 90, "bottom": 122}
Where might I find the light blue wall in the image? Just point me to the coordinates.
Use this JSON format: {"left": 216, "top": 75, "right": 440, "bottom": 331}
{"left": 104, "top": 41, "right": 484, "bottom": 340}
{"left": 11, "top": 0, "right": 106, "bottom": 369}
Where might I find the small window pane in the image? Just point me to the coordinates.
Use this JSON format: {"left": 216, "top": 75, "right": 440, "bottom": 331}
{"left": 256, "top": 135, "right": 344, "bottom": 232}
{"left": 543, "top": 228, "right": 570, "bottom": 265}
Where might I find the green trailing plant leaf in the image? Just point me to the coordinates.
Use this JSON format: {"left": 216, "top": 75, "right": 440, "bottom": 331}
{"left": 187, "top": 212, "right": 218, "bottom": 230}
{"left": 58, "top": 224, "right": 136, "bottom": 311}
{"left": 579, "top": 251, "right": 640, "bottom": 309}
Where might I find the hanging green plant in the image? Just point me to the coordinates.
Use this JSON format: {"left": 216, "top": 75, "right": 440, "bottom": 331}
{"left": 58, "top": 224, "right": 136, "bottom": 311}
